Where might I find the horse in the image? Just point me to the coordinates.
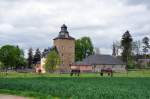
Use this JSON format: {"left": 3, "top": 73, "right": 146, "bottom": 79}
{"left": 70, "top": 69, "right": 80, "bottom": 76}
{"left": 100, "top": 68, "right": 113, "bottom": 77}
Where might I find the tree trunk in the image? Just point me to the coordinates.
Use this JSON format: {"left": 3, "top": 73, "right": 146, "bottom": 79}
{"left": 5, "top": 68, "right": 8, "bottom": 76}
{"left": 145, "top": 54, "right": 147, "bottom": 68}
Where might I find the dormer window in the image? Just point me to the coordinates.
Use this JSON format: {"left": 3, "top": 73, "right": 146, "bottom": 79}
{"left": 60, "top": 32, "right": 65, "bottom": 35}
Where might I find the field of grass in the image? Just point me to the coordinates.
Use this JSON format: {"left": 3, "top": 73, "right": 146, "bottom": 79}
{"left": 0, "top": 71, "right": 150, "bottom": 99}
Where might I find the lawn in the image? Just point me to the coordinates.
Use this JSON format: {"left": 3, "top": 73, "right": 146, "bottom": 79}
{"left": 0, "top": 71, "right": 150, "bottom": 99}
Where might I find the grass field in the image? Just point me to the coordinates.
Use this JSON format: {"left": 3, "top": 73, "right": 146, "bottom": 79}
{"left": 0, "top": 71, "right": 150, "bottom": 99}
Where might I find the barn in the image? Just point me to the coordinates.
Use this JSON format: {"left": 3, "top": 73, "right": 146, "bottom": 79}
{"left": 82, "top": 54, "right": 126, "bottom": 72}
{"left": 72, "top": 54, "right": 126, "bottom": 72}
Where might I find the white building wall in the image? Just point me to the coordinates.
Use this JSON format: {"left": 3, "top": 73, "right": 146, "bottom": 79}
{"left": 94, "top": 64, "right": 126, "bottom": 72}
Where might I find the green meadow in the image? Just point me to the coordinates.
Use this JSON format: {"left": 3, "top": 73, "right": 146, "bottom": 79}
{"left": 0, "top": 71, "right": 150, "bottom": 99}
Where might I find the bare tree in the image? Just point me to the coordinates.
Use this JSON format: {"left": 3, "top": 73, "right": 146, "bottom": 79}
{"left": 112, "top": 41, "right": 121, "bottom": 56}
{"left": 132, "top": 40, "right": 141, "bottom": 55}
{"left": 142, "top": 37, "right": 150, "bottom": 67}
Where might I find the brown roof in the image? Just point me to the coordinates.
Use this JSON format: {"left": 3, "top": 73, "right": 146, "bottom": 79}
{"left": 53, "top": 35, "right": 75, "bottom": 40}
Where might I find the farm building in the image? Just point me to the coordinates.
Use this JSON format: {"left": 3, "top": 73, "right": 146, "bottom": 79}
{"left": 84, "top": 54, "right": 126, "bottom": 72}
{"left": 71, "top": 62, "right": 92, "bottom": 72}
{"left": 71, "top": 54, "right": 126, "bottom": 72}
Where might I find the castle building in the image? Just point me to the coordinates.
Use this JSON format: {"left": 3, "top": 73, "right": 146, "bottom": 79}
{"left": 37, "top": 24, "right": 126, "bottom": 73}
{"left": 53, "top": 24, "right": 75, "bottom": 71}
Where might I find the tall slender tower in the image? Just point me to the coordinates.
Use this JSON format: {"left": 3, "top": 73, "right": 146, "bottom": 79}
{"left": 53, "top": 24, "right": 75, "bottom": 72}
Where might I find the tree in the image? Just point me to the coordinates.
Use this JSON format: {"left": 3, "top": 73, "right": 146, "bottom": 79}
{"left": 142, "top": 37, "right": 150, "bottom": 67}
{"left": 45, "top": 50, "right": 60, "bottom": 72}
{"left": 75, "top": 39, "right": 83, "bottom": 61}
{"left": 132, "top": 40, "right": 141, "bottom": 56}
{"left": 130, "top": 40, "right": 142, "bottom": 68}
{"left": 42, "top": 48, "right": 50, "bottom": 58}
{"left": 27, "top": 48, "right": 33, "bottom": 68}
{"left": 0, "top": 61, "right": 4, "bottom": 69}
{"left": 112, "top": 41, "right": 121, "bottom": 56}
{"left": 112, "top": 42, "right": 117, "bottom": 56}
{"left": 142, "top": 37, "right": 150, "bottom": 54}
{"left": 0, "top": 45, "right": 26, "bottom": 72}
{"left": 75, "top": 37, "right": 94, "bottom": 61}
{"left": 33, "top": 48, "right": 41, "bottom": 64}
{"left": 121, "top": 31, "right": 133, "bottom": 68}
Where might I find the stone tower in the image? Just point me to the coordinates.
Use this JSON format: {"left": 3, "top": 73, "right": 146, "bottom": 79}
{"left": 53, "top": 24, "right": 75, "bottom": 71}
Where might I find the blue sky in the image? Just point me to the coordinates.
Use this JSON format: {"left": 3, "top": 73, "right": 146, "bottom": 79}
{"left": 0, "top": 0, "right": 150, "bottom": 55}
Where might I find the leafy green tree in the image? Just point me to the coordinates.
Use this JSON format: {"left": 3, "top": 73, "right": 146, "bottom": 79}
{"left": 75, "top": 39, "right": 83, "bottom": 61}
{"left": 0, "top": 45, "right": 26, "bottom": 72}
{"left": 16, "top": 56, "right": 27, "bottom": 69}
{"left": 75, "top": 37, "right": 94, "bottom": 61}
{"left": 0, "top": 61, "right": 4, "bottom": 69}
{"left": 27, "top": 48, "right": 33, "bottom": 68}
{"left": 33, "top": 48, "right": 41, "bottom": 64}
{"left": 45, "top": 50, "right": 60, "bottom": 72}
{"left": 121, "top": 31, "right": 133, "bottom": 68}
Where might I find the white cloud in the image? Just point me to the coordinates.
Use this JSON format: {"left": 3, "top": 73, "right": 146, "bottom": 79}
{"left": 0, "top": 0, "right": 150, "bottom": 55}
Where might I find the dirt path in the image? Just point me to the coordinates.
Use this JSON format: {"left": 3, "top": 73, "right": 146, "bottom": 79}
{"left": 0, "top": 94, "right": 30, "bottom": 99}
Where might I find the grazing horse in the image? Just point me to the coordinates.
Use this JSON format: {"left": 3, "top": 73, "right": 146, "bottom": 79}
{"left": 70, "top": 70, "right": 80, "bottom": 76}
{"left": 100, "top": 68, "right": 113, "bottom": 77}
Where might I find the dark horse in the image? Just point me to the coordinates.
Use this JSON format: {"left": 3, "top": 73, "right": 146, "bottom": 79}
{"left": 70, "top": 70, "right": 80, "bottom": 76}
{"left": 100, "top": 68, "right": 113, "bottom": 77}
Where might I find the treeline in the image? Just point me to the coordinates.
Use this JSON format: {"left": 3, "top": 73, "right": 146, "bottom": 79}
{"left": 0, "top": 32, "right": 149, "bottom": 72}
{"left": 113, "top": 30, "right": 150, "bottom": 69}
{"left": 0, "top": 45, "right": 45, "bottom": 72}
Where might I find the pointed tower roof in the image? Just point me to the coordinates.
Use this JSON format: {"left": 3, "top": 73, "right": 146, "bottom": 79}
{"left": 53, "top": 24, "right": 75, "bottom": 40}
{"left": 61, "top": 24, "right": 67, "bottom": 28}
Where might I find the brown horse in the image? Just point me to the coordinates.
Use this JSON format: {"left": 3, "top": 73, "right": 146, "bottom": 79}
{"left": 100, "top": 68, "right": 113, "bottom": 77}
{"left": 70, "top": 70, "right": 80, "bottom": 76}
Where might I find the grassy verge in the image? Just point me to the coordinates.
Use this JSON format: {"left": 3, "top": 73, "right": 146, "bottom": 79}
{"left": 1, "top": 70, "right": 150, "bottom": 78}
{"left": 0, "top": 89, "right": 41, "bottom": 99}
